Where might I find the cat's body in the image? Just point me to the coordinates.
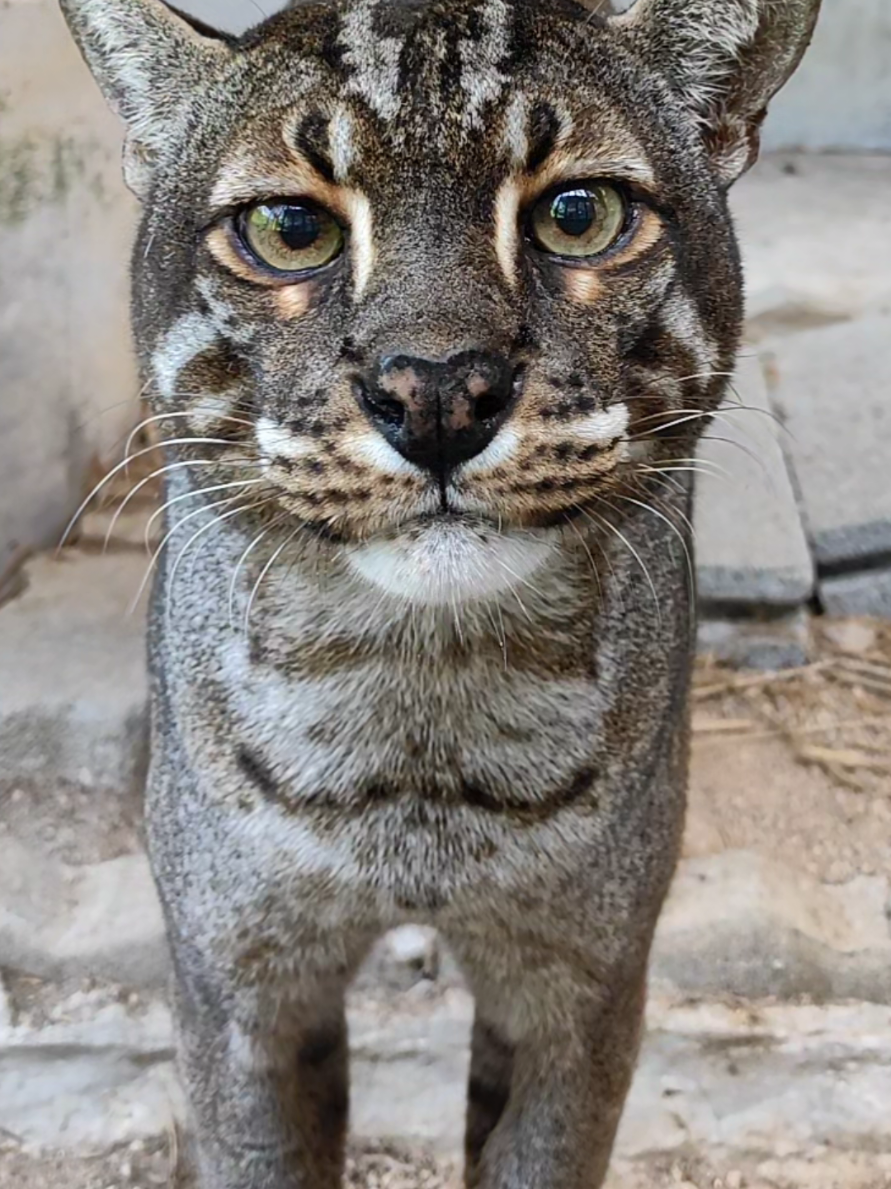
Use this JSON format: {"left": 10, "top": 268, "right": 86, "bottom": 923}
{"left": 60, "top": 0, "right": 820, "bottom": 1184}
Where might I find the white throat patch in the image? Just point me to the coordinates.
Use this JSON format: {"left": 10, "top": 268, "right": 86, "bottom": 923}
{"left": 345, "top": 520, "right": 557, "bottom": 606}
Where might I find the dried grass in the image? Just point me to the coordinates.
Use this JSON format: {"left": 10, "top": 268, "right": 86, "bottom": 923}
{"left": 694, "top": 618, "right": 891, "bottom": 796}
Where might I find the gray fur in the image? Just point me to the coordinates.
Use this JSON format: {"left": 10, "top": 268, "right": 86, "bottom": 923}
{"left": 58, "top": 0, "right": 821, "bottom": 1184}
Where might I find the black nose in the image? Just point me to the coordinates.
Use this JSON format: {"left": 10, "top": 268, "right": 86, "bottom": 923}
{"left": 355, "top": 350, "right": 519, "bottom": 476}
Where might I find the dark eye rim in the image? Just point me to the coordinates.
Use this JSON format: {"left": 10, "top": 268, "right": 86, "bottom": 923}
{"left": 524, "top": 179, "right": 640, "bottom": 265}
{"left": 232, "top": 195, "right": 347, "bottom": 280}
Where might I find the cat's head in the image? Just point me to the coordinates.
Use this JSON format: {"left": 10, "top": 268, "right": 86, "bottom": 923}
{"left": 62, "top": 0, "right": 819, "bottom": 604}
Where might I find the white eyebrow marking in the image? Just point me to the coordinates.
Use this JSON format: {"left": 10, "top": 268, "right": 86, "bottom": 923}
{"left": 347, "top": 191, "right": 376, "bottom": 300}
{"left": 493, "top": 176, "right": 521, "bottom": 290}
{"left": 329, "top": 106, "right": 357, "bottom": 181}
{"left": 256, "top": 416, "right": 314, "bottom": 462}
{"left": 572, "top": 404, "right": 630, "bottom": 445}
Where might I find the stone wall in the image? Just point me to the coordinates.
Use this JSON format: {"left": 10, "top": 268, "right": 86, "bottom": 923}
{"left": 0, "top": 0, "right": 139, "bottom": 574}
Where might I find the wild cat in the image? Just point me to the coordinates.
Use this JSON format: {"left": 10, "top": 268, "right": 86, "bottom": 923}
{"left": 60, "top": 0, "right": 820, "bottom": 1184}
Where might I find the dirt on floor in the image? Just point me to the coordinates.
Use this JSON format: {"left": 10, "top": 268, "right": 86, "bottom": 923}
{"left": 1, "top": 619, "right": 889, "bottom": 1189}
{"left": 4, "top": 1142, "right": 891, "bottom": 1189}
{"left": 689, "top": 617, "right": 891, "bottom": 883}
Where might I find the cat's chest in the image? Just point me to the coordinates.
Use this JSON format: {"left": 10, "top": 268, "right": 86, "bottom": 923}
{"left": 214, "top": 625, "right": 606, "bottom": 810}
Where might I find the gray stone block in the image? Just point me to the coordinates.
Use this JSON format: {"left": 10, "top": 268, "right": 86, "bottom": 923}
{"left": 770, "top": 312, "right": 891, "bottom": 568}
{"left": 0, "top": 840, "right": 168, "bottom": 989}
{"left": 697, "top": 608, "right": 811, "bottom": 670}
{"left": 694, "top": 353, "right": 814, "bottom": 608}
{"left": 820, "top": 565, "right": 891, "bottom": 618}
{"left": 0, "top": 552, "right": 149, "bottom": 794}
{"left": 652, "top": 850, "right": 891, "bottom": 1003}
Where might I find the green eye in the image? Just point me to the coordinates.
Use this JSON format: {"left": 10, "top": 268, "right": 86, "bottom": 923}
{"left": 239, "top": 200, "right": 344, "bottom": 273}
{"left": 530, "top": 183, "right": 628, "bottom": 258}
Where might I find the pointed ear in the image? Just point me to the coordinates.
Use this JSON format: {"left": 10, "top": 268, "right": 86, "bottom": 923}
{"left": 58, "top": 0, "right": 231, "bottom": 199}
{"left": 610, "top": 0, "right": 822, "bottom": 185}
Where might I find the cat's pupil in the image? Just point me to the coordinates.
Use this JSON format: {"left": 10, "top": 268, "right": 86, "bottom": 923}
{"left": 552, "top": 191, "right": 595, "bottom": 237}
{"left": 277, "top": 204, "right": 321, "bottom": 250}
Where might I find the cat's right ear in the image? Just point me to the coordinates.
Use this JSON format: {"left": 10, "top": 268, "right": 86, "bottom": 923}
{"left": 58, "top": 0, "right": 231, "bottom": 199}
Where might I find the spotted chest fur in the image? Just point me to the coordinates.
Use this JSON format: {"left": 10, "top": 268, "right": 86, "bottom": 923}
{"left": 61, "top": 0, "right": 821, "bottom": 1184}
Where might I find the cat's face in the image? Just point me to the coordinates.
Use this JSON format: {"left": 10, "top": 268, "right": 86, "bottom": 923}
{"left": 63, "top": 0, "right": 821, "bottom": 603}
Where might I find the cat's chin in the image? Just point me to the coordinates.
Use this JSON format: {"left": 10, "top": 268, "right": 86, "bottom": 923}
{"left": 343, "top": 519, "right": 558, "bottom": 606}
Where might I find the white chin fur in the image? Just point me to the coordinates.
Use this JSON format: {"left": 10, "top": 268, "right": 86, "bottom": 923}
{"left": 344, "top": 522, "right": 557, "bottom": 606}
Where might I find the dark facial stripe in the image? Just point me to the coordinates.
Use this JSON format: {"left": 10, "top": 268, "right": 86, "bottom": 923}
{"left": 291, "top": 110, "right": 336, "bottom": 183}
{"left": 525, "top": 101, "right": 561, "bottom": 173}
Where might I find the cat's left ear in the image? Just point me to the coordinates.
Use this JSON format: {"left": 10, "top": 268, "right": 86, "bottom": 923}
{"left": 58, "top": 0, "right": 232, "bottom": 199}
{"left": 610, "top": 0, "right": 822, "bottom": 185}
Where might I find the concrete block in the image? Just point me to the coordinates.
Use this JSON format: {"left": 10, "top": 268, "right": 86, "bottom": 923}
{"left": 820, "top": 566, "right": 891, "bottom": 619}
{"left": 761, "top": 0, "right": 891, "bottom": 152}
{"left": 769, "top": 312, "right": 891, "bottom": 569}
{"left": 694, "top": 353, "right": 814, "bottom": 608}
{"left": 0, "top": 839, "right": 168, "bottom": 989}
{"left": 0, "top": 999, "right": 179, "bottom": 1149}
{"left": 734, "top": 155, "right": 891, "bottom": 319}
{"left": 0, "top": 1, "right": 139, "bottom": 569}
{"left": 0, "top": 552, "right": 149, "bottom": 795}
{"left": 652, "top": 850, "right": 891, "bottom": 1003}
{"left": 697, "top": 609, "right": 810, "bottom": 670}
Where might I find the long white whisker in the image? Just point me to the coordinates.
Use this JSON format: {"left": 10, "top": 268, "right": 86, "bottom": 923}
{"left": 631, "top": 405, "right": 782, "bottom": 439}
{"left": 58, "top": 437, "right": 249, "bottom": 550}
{"left": 162, "top": 500, "right": 270, "bottom": 621}
{"left": 563, "top": 513, "right": 604, "bottom": 603}
{"left": 581, "top": 504, "right": 662, "bottom": 626}
{"left": 102, "top": 457, "right": 261, "bottom": 553}
{"left": 244, "top": 523, "right": 302, "bottom": 634}
{"left": 230, "top": 524, "right": 276, "bottom": 632}
{"left": 123, "top": 410, "right": 255, "bottom": 465}
{"left": 146, "top": 478, "right": 267, "bottom": 552}
{"left": 128, "top": 494, "right": 247, "bottom": 615}
{"left": 611, "top": 493, "right": 696, "bottom": 619}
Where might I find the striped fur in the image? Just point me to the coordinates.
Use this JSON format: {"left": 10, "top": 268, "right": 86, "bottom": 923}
{"left": 59, "top": 0, "right": 821, "bottom": 1184}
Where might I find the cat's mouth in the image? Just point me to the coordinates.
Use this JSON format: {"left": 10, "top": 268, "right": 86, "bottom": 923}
{"left": 342, "top": 512, "right": 559, "bottom": 606}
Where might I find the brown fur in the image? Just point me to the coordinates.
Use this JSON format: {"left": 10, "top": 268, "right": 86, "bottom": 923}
{"left": 59, "top": 0, "right": 821, "bottom": 1184}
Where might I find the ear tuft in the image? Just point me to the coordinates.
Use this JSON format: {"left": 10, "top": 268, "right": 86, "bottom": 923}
{"left": 58, "top": 0, "right": 229, "bottom": 198}
{"left": 611, "top": 0, "right": 822, "bottom": 185}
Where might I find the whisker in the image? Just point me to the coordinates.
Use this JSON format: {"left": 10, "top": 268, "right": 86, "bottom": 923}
{"left": 58, "top": 437, "right": 251, "bottom": 551}
{"left": 102, "top": 459, "right": 262, "bottom": 552}
{"left": 610, "top": 493, "right": 696, "bottom": 620}
{"left": 145, "top": 478, "right": 267, "bottom": 553}
{"left": 128, "top": 493, "right": 247, "bottom": 614}
{"left": 630, "top": 404, "right": 782, "bottom": 439}
{"left": 163, "top": 499, "right": 271, "bottom": 620}
{"left": 123, "top": 409, "right": 255, "bottom": 466}
{"left": 644, "top": 454, "right": 732, "bottom": 478}
{"left": 244, "top": 522, "right": 303, "bottom": 634}
{"left": 699, "top": 433, "right": 776, "bottom": 492}
{"left": 563, "top": 513, "right": 604, "bottom": 603}
{"left": 579, "top": 504, "right": 662, "bottom": 626}
{"left": 230, "top": 521, "right": 279, "bottom": 632}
